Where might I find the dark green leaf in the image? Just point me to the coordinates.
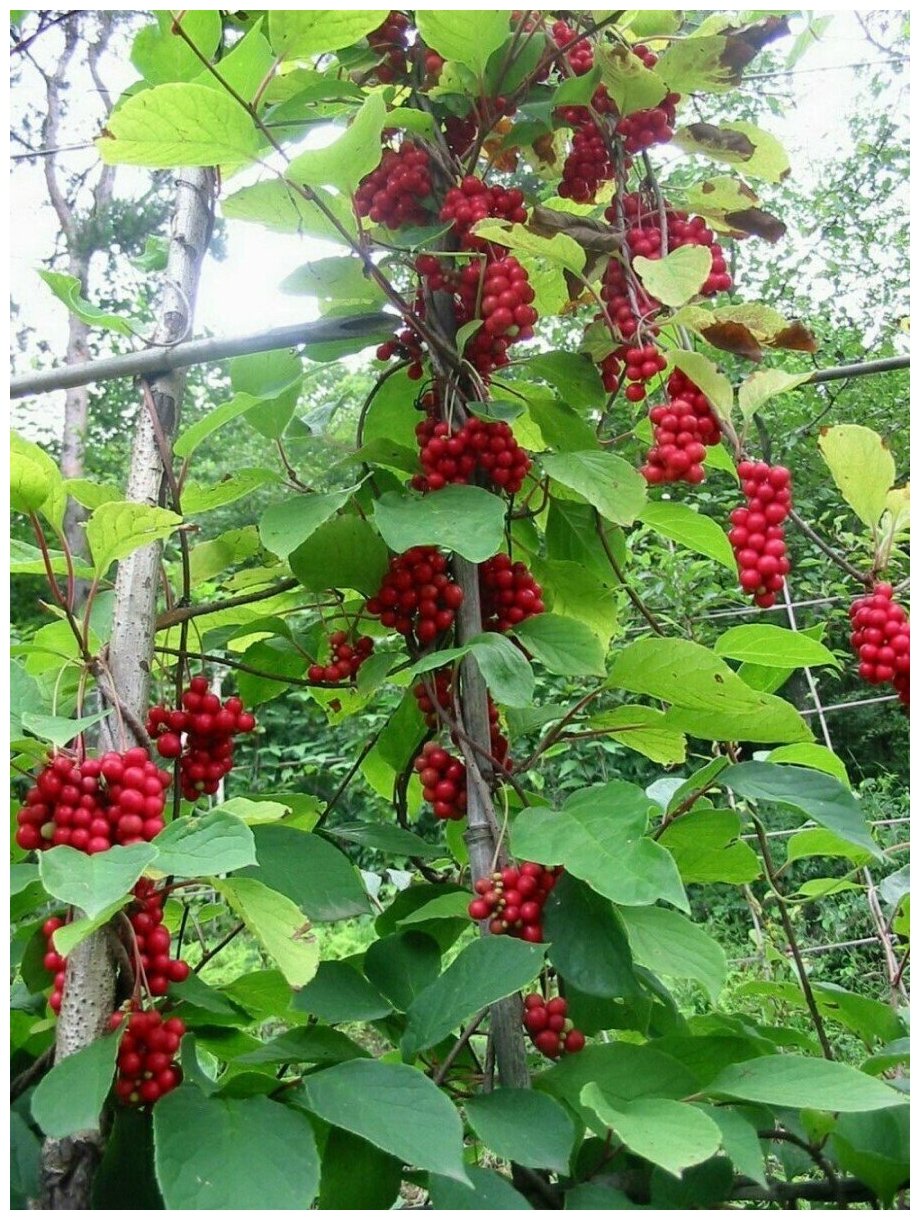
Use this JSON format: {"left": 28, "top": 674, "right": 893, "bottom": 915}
{"left": 544, "top": 875, "right": 641, "bottom": 998}
{"left": 373, "top": 486, "right": 507, "bottom": 563}
{"left": 290, "top": 515, "right": 390, "bottom": 596}
{"left": 241, "top": 825, "right": 370, "bottom": 922}
{"left": 32, "top": 1033, "right": 120, "bottom": 1138}
{"left": 513, "top": 614, "right": 606, "bottom": 677}
{"left": 318, "top": 1127, "right": 404, "bottom": 1210}
{"left": 292, "top": 960, "right": 392, "bottom": 1022}
{"left": 465, "top": 1088, "right": 577, "bottom": 1174}
{"left": 363, "top": 931, "right": 442, "bottom": 1013}
{"left": 429, "top": 1166, "right": 532, "bottom": 1209}
{"left": 39, "top": 843, "right": 156, "bottom": 918}
{"left": 709, "top": 1055, "right": 904, "bottom": 1112}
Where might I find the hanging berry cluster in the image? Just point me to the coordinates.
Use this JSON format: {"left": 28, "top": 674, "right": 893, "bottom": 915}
{"left": 354, "top": 142, "right": 432, "bottom": 230}
{"left": 42, "top": 917, "right": 67, "bottom": 1014}
{"left": 642, "top": 370, "right": 723, "bottom": 484}
{"left": 413, "top": 669, "right": 511, "bottom": 770}
{"left": 366, "top": 11, "right": 411, "bottom": 83}
{"left": 308, "top": 631, "right": 375, "bottom": 685}
{"left": 849, "top": 583, "right": 910, "bottom": 709}
{"left": 728, "top": 462, "right": 793, "bottom": 608}
{"left": 412, "top": 416, "right": 531, "bottom": 495}
{"left": 439, "top": 177, "right": 528, "bottom": 248}
{"left": 111, "top": 1008, "right": 185, "bottom": 1108}
{"left": 467, "top": 862, "right": 562, "bottom": 941}
{"left": 365, "top": 546, "right": 464, "bottom": 646}
{"left": 479, "top": 554, "right": 546, "bottom": 633}
{"left": 15, "top": 747, "right": 171, "bottom": 854}
{"left": 413, "top": 742, "right": 467, "bottom": 821}
{"left": 522, "top": 993, "right": 586, "bottom": 1059}
{"left": 147, "top": 677, "right": 256, "bottom": 803}
{"left": 128, "top": 879, "right": 190, "bottom": 996}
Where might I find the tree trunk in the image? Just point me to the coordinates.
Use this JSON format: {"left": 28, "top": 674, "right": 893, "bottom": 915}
{"left": 60, "top": 253, "right": 92, "bottom": 593}
{"left": 39, "top": 167, "right": 215, "bottom": 1210}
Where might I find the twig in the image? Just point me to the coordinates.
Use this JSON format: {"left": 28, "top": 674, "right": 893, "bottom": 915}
{"left": 194, "top": 921, "right": 245, "bottom": 973}
{"left": 594, "top": 513, "right": 665, "bottom": 634}
{"left": 11, "top": 1046, "right": 54, "bottom": 1101}
{"left": 154, "top": 579, "right": 298, "bottom": 630}
{"left": 432, "top": 1008, "right": 487, "bottom": 1085}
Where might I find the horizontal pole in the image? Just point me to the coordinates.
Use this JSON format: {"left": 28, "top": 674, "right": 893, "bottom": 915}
{"left": 9, "top": 323, "right": 909, "bottom": 400}
{"left": 9, "top": 312, "right": 396, "bottom": 399}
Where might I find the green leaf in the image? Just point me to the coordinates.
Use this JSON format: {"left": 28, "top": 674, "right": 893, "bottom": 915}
{"left": 535, "top": 1043, "right": 698, "bottom": 1127}
{"left": 765, "top": 745, "right": 848, "bottom": 789}
{"left": 98, "top": 83, "right": 261, "bottom": 167}
{"left": 511, "top": 781, "right": 687, "bottom": 912}
{"left": 513, "top": 613, "right": 606, "bottom": 677}
{"left": 465, "top": 1089, "right": 576, "bottom": 1175}
{"left": 715, "top": 624, "right": 839, "bottom": 669}
{"left": 318, "top": 1128, "right": 403, "bottom": 1211}
{"left": 151, "top": 811, "right": 256, "bottom": 878}
{"left": 38, "top": 270, "right": 134, "bottom": 336}
{"left": 738, "top": 368, "right": 812, "bottom": 421}
{"left": 39, "top": 843, "right": 157, "bottom": 918}
{"left": 656, "top": 33, "right": 737, "bottom": 93}
{"left": 666, "top": 350, "right": 734, "bottom": 418}
{"left": 416, "top": 10, "right": 511, "bottom": 76}
{"left": 240, "top": 825, "right": 371, "bottom": 922}
{"left": 597, "top": 44, "right": 667, "bottom": 114}
{"left": 10, "top": 1111, "right": 41, "bottom": 1211}
{"left": 785, "top": 827, "right": 870, "bottom": 866}
{"left": 194, "top": 22, "right": 274, "bottom": 102}
{"left": 237, "top": 1026, "right": 369, "bottom": 1067}
{"left": 281, "top": 255, "right": 387, "bottom": 311}
{"left": 131, "top": 11, "right": 222, "bottom": 84}
{"left": 85, "top": 501, "right": 182, "bottom": 577}
{"left": 363, "top": 931, "right": 442, "bottom": 1012}
{"left": 471, "top": 220, "right": 586, "bottom": 275}
{"left": 373, "top": 485, "right": 506, "bottom": 563}
{"left": 32, "top": 1033, "right": 120, "bottom": 1138}
{"left": 396, "top": 891, "right": 472, "bottom": 927}
{"left": 542, "top": 451, "right": 647, "bottom": 526}
{"left": 818, "top": 424, "right": 896, "bottom": 529}
{"left": 268, "top": 10, "right": 389, "bottom": 59}
{"left": 532, "top": 560, "right": 618, "bottom": 643}
{"left": 618, "top": 905, "right": 727, "bottom": 1004}
{"left": 11, "top": 432, "right": 65, "bottom": 528}
{"left": 222, "top": 179, "right": 358, "bottom": 243}
{"left": 738, "top": 980, "right": 905, "bottom": 1046}
{"left": 429, "top": 1166, "right": 533, "bottom": 1210}
{"left": 154, "top": 1089, "right": 320, "bottom": 1208}
{"left": 720, "top": 762, "right": 882, "bottom": 860}
{"left": 467, "top": 632, "right": 535, "bottom": 705}
{"left": 174, "top": 396, "right": 268, "bottom": 458}
{"left": 608, "top": 638, "right": 812, "bottom": 744}
{"left": 709, "top": 1054, "right": 904, "bottom": 1112}
{"left": 519, "top": 353, "right": 605, "bottom": 412}
{"left": 53, "top": 900, "right": 133, "bottom": 957}
{"left": 585, "top": 706, "right": 687, "bottom": 765}
{"left": 287, "top": 92, "right": 388, "bottom": 194}
{"left": 298, "top": 1059, "right": 469, "bottom": 1183}
{"left": 212, "top": 877, "right": 319, "bottom": 987}
{"left": 290, "top": 514, "right": 389, "bottom": 596}
{"left": 544, "top": 875, "right": 641, "bottom": 998}
{"left": 639, "top": 502, "right": 735, "bottom": 571}
{"left": 659, "top": 808, "right": 762, "bottom": 885}
{"left": 673, "top": 120, "right": 790, "bottom": 183}
{"left": 327, "top": 821, "right": 443, "bottom": 860}
{"left": 633, "top": 247, "right": 713, "bottom": 308}
{"left": 831, "top": 1106, "right": 910, "bottom": 1205}
{"left": 402, "top": 936, "right": 545, "bottom": 1056}
{"left": 581, "top": 1088, "right": 722, "bottom": 1177}
{"left": 259, "top": 487, "right": 357, "bottom": 560}
{"left": 292, "top": 960, "right": 392, "bottom": 1022}
{"left": 20, "top": 710, "right": 111, "bottom": 749}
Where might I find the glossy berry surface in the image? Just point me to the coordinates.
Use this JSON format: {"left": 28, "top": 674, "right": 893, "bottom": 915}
{"left": 308, "top": 632, "right": 374, "bottom": 685}
{"left": 467, "top": 861, "right": 562, "bottom": 941}
{"left": 522, "top": 992, "right": 586, "bottom": 1058}
{"left": 479, "top": 554, "right": 545, "bottom": 633}
{"left": 414, "top": 741, "right": 467, "bottom": 820}
{"left": 728, "top": 462, "right": 793, "bottom": 608}
{"left": 849, "top": 583, "right": 910, "bottom": 708}
{"left": 354, "top": 142, "right": 432, "bottom": 230}
{"left": 642, "top": 370, "right": 723, "bottom": 484}
{"left": 113, "top": 1008, "right": 185, "bottom": 1107}
{"left": 413, "top": 416, "right": 531, "bottom": 495}
{"left": 366, "top": 546, "right": 464, "bottom": 646}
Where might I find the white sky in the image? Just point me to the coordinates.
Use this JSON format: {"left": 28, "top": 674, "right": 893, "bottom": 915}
{"left": 8, "top": 8, "right": 909, "bottom": 435}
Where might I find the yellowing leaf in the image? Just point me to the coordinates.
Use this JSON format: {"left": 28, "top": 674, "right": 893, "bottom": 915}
{"left": 674, "top": 120, "right": 790, "bottom": 183}
{"left": 633, "top": 246, "right": 713, "bottom": 307}
{"left": 85, "top": 502, "right": 183, "bottom": 576}
{"left": 471, "top": 220, "right": 586, "bottom": 275}
{"left": 818, "top": 424, "right": 896, "bottom": 529}
{"left": 738, "top": 368, "right": 812, "bottom": 421}
{"left": 213, "top": 876, "right": 319, "bottom": 987}
{"left": 597, "top": 45, "right": 667, "bottom": 115}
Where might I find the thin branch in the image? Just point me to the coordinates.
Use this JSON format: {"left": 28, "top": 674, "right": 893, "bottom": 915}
{"left": 194, "top": 921, "right": 245, "bottom": 973}
{"left": 432, "top": 1008, "right": 487, "bottom": 1086}
{"left": 595, "top": 513, "right": 665, "bottom": 634}
{"left": 155, "top": 578, "right": 299, "bottom": 631}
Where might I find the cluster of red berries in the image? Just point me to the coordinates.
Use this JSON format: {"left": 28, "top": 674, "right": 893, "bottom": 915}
{"left": 42, "top": 916, "right": 67, "bottom": 1014}
{"left": 848, "top": 583, "right": 910, "bottom": 708}
{"left": 558, "top": 118, "right": 613, "bottom": 203}
{"left": 413, "top": 741, "right": 467, "bottom": 820}
{"left": 366, "top": 11, "right": 411, "bottom": 82}
{"left": 439, "top": 177, "right": 528, "bottom": 248}
{"left": 728, "top": 462, "right": 793, "bottom": 608}
{"left": 354, "top": 142, "right": 432, "bottom": 230}
{"left": 642, "top": 370, "right": 723, "bottom": 484}
{"left": 459, "top": 255, "right": 538, "bottom": 378}
{"left": 551, "top": 19, "right": 594, "bottom": 74}
{"left": 365, "top": 546, "right": 464, "bottom": 646}
{"left": 15, "top": 748, "right": 171, "bottom": 854}
{"left": 308, "top": 632, "right": 374, "bottom": 685}
{"left": 413, "top": 670, "right": 511, "bottom": 769}
{"left": 609, "top": 192, "right": 732, "bottom": 297}
{"left": 128, "top": 879, "right": 190, "bottom": 997}
{"left": 376, "top": 314, "right": 427, "bottom": 381}
{"left": 522, "top": 993, "right": 586, "bottom": 1059}
{"left": 615, "top": 92, "right": 680, "bottom": 153}
{"left": 479, "top": 554, "right": 545, "bottom": 633}
{"left": 412, "top": 416, "right": 531, "bottom": 495}
{"left": 147, "top": 678, "right": 256, "bottom": 803}
{"left": 111, "top": 1007, "right": 185, "bottom": 1108}
{"left": 467, "top": 862, "right": 562, "bottom": 941}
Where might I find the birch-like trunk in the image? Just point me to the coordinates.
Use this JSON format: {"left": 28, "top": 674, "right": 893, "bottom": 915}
{"left": 40, "top": 167, "right": 215, "bottom": 1210}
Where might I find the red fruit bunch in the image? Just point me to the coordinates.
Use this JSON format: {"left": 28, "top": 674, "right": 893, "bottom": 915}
{"left": 848, "top": 582, "right": 910, "bottom": 708}
{"left": 366, "top": 11, "right": 411, "bottom": 82}
{"left": 558, "top": 117, "right": 613, "bottom": 203}
{"left": 15, "top": 747, "right": 171, "bottom": 855}
{"left": 354, "top": 142, "right": 432, "bottom": 230}
{"left": 147, "top": 677, "right": 256, "bottom": 804}
{"left": 308, "top": 631, "right": 374, "bottom": 685}
{"left": 479, "top": 553, "right": 545, "bottom": 633}
{"left": 128, "top": 878, "right": 190, "bottom": 997}
{"left": 615, "top": 90, "right": 680, "bottom": 154}
{"left": 365, "top": 546, "right": 464, "bottom": 646}
{"left": 413, "top": 670, "right": 511, "bottom": 769}
{"left": 376, "top": 319, "right": 427, "bottom": 381}
{"left": 522, "top": 993, "right": 586, "bottom": 1059}
{"left": 439, "top": 176, "right": 528, "bottom": 248}
{"left": 111, "top": 1008, "right": 185, "bottom": 1108}
{"left": 612, "top": 192, "right": 732, "bottom": 296}
{"left": 413, "top": 416, "right": 531, "bottom": 495}
{"left": 42, "top": 916, "right": 67, "bottom": 1014}
{"left": 467, "top": 862, "right": 562, "bottom": 941}
{"left": 551, "top": 19, "right": 594, "bottom": 75}
{"left": 728, "top": 461, "right": 793, "bottom": 608}
{"left": 642, "top": 370, "right": 723, "bottom": 484}
{"left": 413, "top": 740, "right": 467, "bottom": 820}
{"left": 457, "top": 256, "right": 538, "bottom": 379}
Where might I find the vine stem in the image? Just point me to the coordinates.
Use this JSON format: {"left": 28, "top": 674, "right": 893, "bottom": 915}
{"left": 594, "top": 512, "right": 666, "bottom": 635}
{"left": 752, "top": 816, "right": 835, "bottom": 1060}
